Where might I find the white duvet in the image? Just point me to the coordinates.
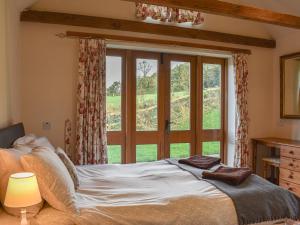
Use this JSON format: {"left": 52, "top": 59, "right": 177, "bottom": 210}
{"left": 0, "top": 161, "right": 288, "bottom": 225}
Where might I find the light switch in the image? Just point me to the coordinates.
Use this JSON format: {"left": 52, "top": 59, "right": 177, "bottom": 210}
{"left": 42, "top": 121, "right": 51, "bottom": 130}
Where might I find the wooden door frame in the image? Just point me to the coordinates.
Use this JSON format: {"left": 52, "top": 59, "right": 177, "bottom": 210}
{"left": 131, "top": 51, "right": 163, "bottom": 162}
{"left": 106, "top": 48, "right": 228, "bottom": 164}
{"left": 164, "top": 53, "right": 197, "bottom": 158}
{"left": 197, "top": 56, "right": 227, "bottom": 162}
{"left": 106, "top": 49, "right": 127, "bottom": 163}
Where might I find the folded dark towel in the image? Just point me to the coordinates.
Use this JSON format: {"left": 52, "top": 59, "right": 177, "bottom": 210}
{"left": 202, "top": 166, "right": 252, "bottom": 186}
{"left": 178, "top": 155, "right": 221, "bottom": 169}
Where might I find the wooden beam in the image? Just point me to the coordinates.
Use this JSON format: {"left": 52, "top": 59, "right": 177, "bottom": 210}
{"left": 65, "top": 31, "right": 251, "bottom": 54}
{"left": 125, "top": 0, "right": 300, "bottom": 30}
{"left": 21, "top": 10, "right": 275, "bottom": 48}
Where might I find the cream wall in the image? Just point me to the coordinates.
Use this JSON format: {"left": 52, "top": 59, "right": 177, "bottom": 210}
{"left": 0, "top": 0, "right": 10, "bottom": 128}
{"left": 6, "top": 0, "right": 38, "bottom": 124}
{"left": 20, "top": 22, "right": 274, "bottom": 154}
{"left": 272, "top": 29, "right": 300, "bottom": 140}
{"left": 20, "top": 23, "right": 78, "bottom": 148}
{"left": 0, "top": 0, "right": 38, "bottom": 129}
{"left": 32, "top": 0, "right": 271, "bottom": 39}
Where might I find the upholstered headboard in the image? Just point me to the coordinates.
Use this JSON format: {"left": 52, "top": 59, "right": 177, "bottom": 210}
{"left": 0, "top": 123, "right": 25, "bottom": 148}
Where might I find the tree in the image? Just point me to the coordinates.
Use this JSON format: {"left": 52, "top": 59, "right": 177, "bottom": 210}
{"left": 203, "top": 65, "right": 220, "bottom": 89}
{"left": 171, "top": 63, "right": 190, "bottom": 92}
{"left": 137, "top": 60, "right": 152, "bottom": 77}
{"left": 107, "top": 81, "right": 121, "bottom": 96}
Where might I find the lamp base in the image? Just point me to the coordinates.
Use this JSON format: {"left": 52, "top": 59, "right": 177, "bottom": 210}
{"left": 20, "top": 208, "right": 28, "bottom": 225}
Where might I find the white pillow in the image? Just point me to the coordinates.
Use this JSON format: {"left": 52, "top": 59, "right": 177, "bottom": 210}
{"left": 55, "top": 147, "right": 79, "bottom": 190}
{"left": 0, "top": 148, "right": 43, "bottom": 217}
{"left": 21, "top": 147, "right": 78, "bottom": 213}
{"left": 13, "top": 145, "right": 32, "bottom": 154}
{"left": 13, "top": 134, "right": 36, "bottom": 146}
{"left": 14, "top": 135, "right": 55, "bottom": 152}
{"left": 29, "top": 137, "right": 56, "bottom": 151}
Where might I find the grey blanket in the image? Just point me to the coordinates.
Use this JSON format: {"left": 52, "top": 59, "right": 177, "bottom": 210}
{"left": 166, "top": 159, "right": 300, "bottom": 225}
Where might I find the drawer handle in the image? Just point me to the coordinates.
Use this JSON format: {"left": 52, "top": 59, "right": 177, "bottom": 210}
{"left": 289, "top": 175, "right": 294, "bottom": 179}
{"left": 288, "top": 187, "right": 293, "bottom": 191}
{"left": 289, "top": 163, "right": 294, "bottom": 167}
{"left": 289, "top": 150, "right": 294, "bottom": 155}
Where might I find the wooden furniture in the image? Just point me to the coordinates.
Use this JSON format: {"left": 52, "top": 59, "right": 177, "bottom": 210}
{"left": 252, "top": 137, "right": 300, "bottom": 196}
{"left": 262, "top": 157, "right": 280, "bottom": 184}
{"left": 63, "top": 31, "right": 251, "bottom": 54}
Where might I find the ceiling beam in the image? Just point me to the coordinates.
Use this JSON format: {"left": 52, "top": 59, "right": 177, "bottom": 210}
{"left": 64, "top": 31, "right": 251, "bottom": 54}
{"left": 125, "top": 0, "right": 300, "bottom": 29}
{"left": 20, "top": 10, "right": 275, "bottom": 48}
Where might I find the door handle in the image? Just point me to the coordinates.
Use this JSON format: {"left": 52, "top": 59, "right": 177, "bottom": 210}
{"left": 165, "top": 120, "right": 171, "bottom": 134}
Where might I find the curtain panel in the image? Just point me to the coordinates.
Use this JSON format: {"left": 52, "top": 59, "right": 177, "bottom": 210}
{"left": 136, "top": 3, "right": 204, "bottom": 25}
{"left": 75, "top": 39, "right": 108, "bottom": 165}
{"left": 233, "top": 54, "right": 250, "bottom": 168}
{"left": 64, "top": 119, "right": 72, "bottom": 159}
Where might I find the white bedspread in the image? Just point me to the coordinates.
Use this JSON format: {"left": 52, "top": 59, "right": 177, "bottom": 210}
{"left": 73, "top": 160, "right": 238, "bottom": 225}
{"left": 0, "top": 161, "right": 288, "bottom": 225}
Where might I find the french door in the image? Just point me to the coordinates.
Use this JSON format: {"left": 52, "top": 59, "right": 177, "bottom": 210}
{"left": 106, "top": 49, "right": 227, "bottom": 164}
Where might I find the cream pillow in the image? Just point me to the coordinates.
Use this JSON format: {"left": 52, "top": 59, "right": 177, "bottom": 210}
{"left": 29, "top": 137, "right": 56, "bottom": 151}
{"left": 21, "top": 147, "right": 78, "bottom": 213}
{"left": 13, "top": 134, "right": 36, "bottom": 146}
{"left": 55, "top": 148, "right": 79, "bottom": 190}
{"left": 13, "top": 144, "right": 32, "bottom": 154}
{"left": 14, "top": 135, "right": 55, "bottom": 152}
{"left": 0, "top": 148, "right": 44, "bottom": 217}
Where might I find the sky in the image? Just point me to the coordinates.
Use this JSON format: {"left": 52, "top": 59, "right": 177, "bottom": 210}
{"left": 106, "top": 56, "right": 122, "bottom": 87}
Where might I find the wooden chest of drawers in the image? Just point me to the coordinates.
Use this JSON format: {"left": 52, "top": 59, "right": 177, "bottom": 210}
{"left": 252, "top": 137, "right": 300, "bottom": 196}
{"left": 280, "top": 146, "right": 300, "bottom": 197}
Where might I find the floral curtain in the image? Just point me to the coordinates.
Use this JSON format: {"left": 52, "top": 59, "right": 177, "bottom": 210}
{"left": 136, "top": 3, "right": 204, "bottom": 25}
{"left": 75, "top": 39, "right": 108, "bottom": 165}
{"left": 64, "top": 119, "right": 72, "bottom": 159}
{"left": 233, "top": 54, "right": 250, "bottom": 168}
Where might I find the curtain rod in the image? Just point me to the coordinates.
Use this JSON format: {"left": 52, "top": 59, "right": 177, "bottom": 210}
{"left": 56, "top": 31, "right": 251, "bottom": 55}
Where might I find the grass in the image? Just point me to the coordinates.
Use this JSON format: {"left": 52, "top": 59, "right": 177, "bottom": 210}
{"left": 107, "top": 89, "right": 221, "bottom": 164}
{"left": 108, "top": 143, "right": 220, "bottom": 164}
{"left": 108, "top": 143, "right": 191, "bottom": 164}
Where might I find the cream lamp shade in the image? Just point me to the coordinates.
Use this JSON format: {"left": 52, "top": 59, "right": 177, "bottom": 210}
{"left": 4, "top": 172, "right": 42, "bottom": 208}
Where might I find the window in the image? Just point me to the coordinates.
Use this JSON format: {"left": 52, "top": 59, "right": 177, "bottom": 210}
{"left": 136, "top": 58, "right": 158, "bottom": 131}
{"left": 105, "top": 50, "right": 126, "bottom": 164}
{"left": 106, "top": 56, "right": 122, "bottom": 131}
{"left": 203, "top": 64, "right": 222, "bottom": 130}
{"left": 106, "top": 50, "right": 226, "bottom": 164}
{"left": 170, "top": 61, "right": 191, "bottom": 131}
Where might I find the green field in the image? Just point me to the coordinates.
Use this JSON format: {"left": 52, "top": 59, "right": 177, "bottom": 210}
{"left": 107, "top": 89, "right": 221, "bottom": 164}
{"left": 107, "top": 140, "right": 221, "bottom": 164}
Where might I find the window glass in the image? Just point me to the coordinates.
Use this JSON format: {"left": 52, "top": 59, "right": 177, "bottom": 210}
{"left": 106, "top": 56, "right": 122, "bottom": 131}
{"left": 170, "top": 61, "right": 191, "bottom": 131}
{"left": 136, "top": 59, "right": 158, "bottom": 131}
{"left": 203, "top": 64, "right": 221, "bottom": 130}
{"left": 136, "top": 145, "right": 158, "bottom": 162}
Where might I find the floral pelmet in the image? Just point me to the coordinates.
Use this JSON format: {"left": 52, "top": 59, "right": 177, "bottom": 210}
{"left": 136, "top": 3, "right": 204, "bottom": 25}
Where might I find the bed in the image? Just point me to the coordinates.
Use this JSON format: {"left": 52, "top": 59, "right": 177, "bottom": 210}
{"left": 0, "top": 123, "right": 298, "bottom": 225}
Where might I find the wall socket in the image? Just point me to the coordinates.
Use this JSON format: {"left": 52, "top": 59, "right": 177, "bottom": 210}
{"left": 42, "top": 121, "right": 51, "bottom": 130}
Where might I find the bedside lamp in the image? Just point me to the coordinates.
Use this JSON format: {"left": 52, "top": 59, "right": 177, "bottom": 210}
{"left": 4, "top": 173, "right": 42, "bottom": 225}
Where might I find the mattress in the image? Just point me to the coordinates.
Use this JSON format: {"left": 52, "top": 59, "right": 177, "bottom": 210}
{"left": 0, "top": 161, "right": 290, "bottom": 225}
